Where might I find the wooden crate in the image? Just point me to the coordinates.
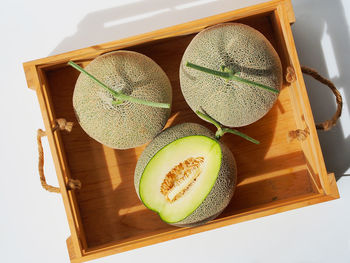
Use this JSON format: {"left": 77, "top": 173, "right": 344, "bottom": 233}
{"left": 23, "top": 0, "right": 339, "bottom": 262}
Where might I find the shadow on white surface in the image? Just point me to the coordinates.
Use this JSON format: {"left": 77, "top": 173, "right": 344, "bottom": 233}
{"left": 49, "top": 0, "right": 263, "bottom": 55}
{"left": 292, "top": 0, "right": 350, "bottom": 180}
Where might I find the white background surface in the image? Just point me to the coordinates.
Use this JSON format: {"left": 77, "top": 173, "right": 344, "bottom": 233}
{"left": 1, "top": 0, "right": 350, "bottom": 262}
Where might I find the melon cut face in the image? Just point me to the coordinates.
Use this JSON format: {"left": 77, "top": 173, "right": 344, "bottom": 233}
{"left": 135, "top": 123, "right": 237, "bottom": 227}
{"left": 139, "top": 136, "right": 222, "bottom": 223}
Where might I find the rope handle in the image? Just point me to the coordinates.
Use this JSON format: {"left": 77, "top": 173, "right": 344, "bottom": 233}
{"left": 37, "top": 118, "right": 81, "bottom": 193}
{"left": 286, "top": 66, "right": 343, "bottom": 131}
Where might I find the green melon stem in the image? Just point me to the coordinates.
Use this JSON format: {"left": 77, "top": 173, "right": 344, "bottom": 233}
{"left": 186, "top": 62, "right": 279, "bottom": 94}
{"left": 195, "top": 110, "right": 260, "bottom": 144}
{"left": 68, "top": 61, "right": 170, "bottom": 109}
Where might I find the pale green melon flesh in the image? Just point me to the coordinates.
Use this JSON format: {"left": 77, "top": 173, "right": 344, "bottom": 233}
{"left": 139, "top": 135, "right": 222, "bottom": 223}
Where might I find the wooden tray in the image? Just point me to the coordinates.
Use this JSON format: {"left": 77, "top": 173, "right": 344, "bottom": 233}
{"left": 23, "top": 0, "right": 339, "bottom": 262}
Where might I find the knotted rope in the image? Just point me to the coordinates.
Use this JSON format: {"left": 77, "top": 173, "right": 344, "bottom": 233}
{"left": 37, "top": 119, "right": 81, "bottom": 193}
{"left": 286, "top": 66, "right": 343, "bottom": 142}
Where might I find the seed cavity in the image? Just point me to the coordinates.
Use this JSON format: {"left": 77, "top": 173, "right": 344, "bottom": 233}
{"left": 161, "top": 157, "right": 205, "bottom": 202}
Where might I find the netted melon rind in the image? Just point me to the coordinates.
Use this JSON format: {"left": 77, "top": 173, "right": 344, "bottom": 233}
{"left": 73, "top": 50, "right": 172, "bottom": 149}
{"left": 180, "top": 23, "right": 282, "bottom": 127}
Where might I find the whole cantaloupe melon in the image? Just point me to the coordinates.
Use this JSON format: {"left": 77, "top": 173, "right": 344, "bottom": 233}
{"left": 180, "top": 23, "right": 282, "bottom": 127}
{"left": 73, "top": 50, "right": 172, "bottom": 149}
{"left": 134, "top": 123, "right": 237, "bottom": 227}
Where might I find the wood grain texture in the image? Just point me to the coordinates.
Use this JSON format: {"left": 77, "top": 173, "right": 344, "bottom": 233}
{"left": 274, "top": 5, "right": 331, "bottom": 194}
{"left": 31, "top": 67, "right": 84, "bottom": 258}
{"left": 23, "top": 0, "right": 338, "bottom": 262}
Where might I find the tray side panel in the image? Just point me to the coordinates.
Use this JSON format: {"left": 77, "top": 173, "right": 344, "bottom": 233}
{"left": 274, "top": 4, "right": 333, "bottom": 195}
{"left": 34, "top": 67, "right": 86, "bottom": 257}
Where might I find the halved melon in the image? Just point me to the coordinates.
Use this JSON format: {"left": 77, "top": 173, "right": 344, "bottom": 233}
{"left": 134, "top": 123, "right": 237, "bottom": 227}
